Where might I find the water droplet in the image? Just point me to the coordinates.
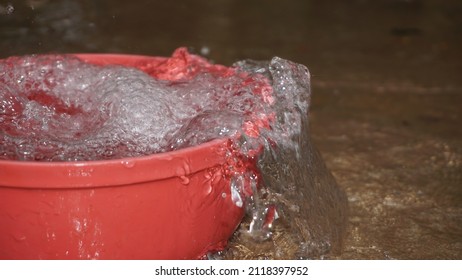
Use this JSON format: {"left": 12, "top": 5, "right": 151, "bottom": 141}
{"left": 67, "top": 166, "right": 94, "bottom": 177}
{"left": 73, "top": 219, "right": 82, "bottom": 233}
{"left": 182, "top": 161, "right": 192, "bottom": 175}
{"left": 4, "top": 4, "right": 14, "bottom": 15}
{"left": 46, "top": 230, "right": 57, "bottom": 241}
{"left": 230, "top": 177, "right": 243, "bottom": 208}
{"left": 16, "top": 75, "right": 24, "bottom": 84}
{"left": 13, "top": 233, "right": 27, "bottom": 242}
{"left": 200, "top": 46, "right": 210, "bottom": 56}
{"left": 121, "top": 160, "right": 135, "bottom": 168}
{"left": 179, "top": 175, "right": 190, "bottom": 185}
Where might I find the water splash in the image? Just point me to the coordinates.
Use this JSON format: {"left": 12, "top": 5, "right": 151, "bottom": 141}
{"left": 0, "top": 49, "right": 348, "bottom": 258}
{"left": 211, "top": 56, "right": 348, "bottom": 258}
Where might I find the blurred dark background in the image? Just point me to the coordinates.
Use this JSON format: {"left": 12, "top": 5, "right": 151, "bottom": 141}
{"left": 1, "top": 0, "right": 461, "bottom": 259}
{"left": 1, "top": 0, "right": 461, "bottom": 87}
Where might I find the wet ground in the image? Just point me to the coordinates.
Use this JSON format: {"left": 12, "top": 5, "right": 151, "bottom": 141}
{"left": 1, "top": 0, "right": 461, "bottom": 259}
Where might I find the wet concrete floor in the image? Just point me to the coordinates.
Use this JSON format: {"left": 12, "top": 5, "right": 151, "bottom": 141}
{"left": 1, "top": 0, "right": 461, "bottom": 259}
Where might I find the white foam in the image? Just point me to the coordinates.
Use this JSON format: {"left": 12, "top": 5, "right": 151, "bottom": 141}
{"left": 0, "top": 54, "right": 275, "bottom": 161}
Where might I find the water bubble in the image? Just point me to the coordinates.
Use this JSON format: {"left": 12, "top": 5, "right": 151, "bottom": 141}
{"left": 0, "top": 52, "right": 271, "bottom": 161}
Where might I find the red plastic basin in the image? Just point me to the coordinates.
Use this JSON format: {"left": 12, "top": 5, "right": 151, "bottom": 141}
{"left": 0, "top": 54, "right": 245, "bottom": 259}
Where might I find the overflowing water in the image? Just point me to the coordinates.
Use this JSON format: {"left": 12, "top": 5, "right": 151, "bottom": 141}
{"left": 0, "top": 48, "right": 348, "bottom": 258}
{"left": 224, "top": 58, "right": 348, "bottom": 258}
